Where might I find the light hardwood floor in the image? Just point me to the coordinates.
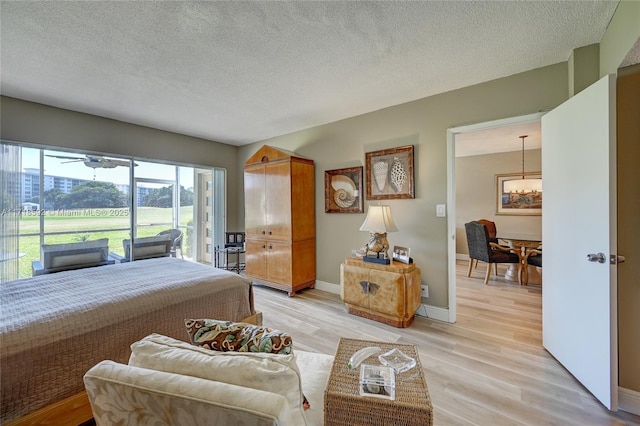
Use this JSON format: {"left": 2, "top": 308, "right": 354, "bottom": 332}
{"left": 252, "top": 260, "right": 640, "bottom": 426}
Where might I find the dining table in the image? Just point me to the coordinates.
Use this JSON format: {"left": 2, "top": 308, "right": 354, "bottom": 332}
{"left": 496, "top": 234, "right": 542, "bottom": 284}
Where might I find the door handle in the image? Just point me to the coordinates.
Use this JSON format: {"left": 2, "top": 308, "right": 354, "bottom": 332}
{"left": 610, "top": 254, "right": 626, "bottom": 264}
{"left": 587, "top": 253, "right": 607, "bottom": 263}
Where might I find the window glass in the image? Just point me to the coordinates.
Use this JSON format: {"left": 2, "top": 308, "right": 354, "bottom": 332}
{"left": 17, "top": 147, "right": 41, "bottom": 279}
{"left": 4, "top": 143, "right": 224, "bottom": 280}
{"left": 179, "top": 167, "right": 195, "bottom": 259}
{"left": 41, "top": 150, "right": 132, "bottom": 251}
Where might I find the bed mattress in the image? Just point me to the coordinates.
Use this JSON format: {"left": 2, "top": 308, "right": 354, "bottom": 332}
{"left": 0, "top": 257, "right": 255, "bottom": 423}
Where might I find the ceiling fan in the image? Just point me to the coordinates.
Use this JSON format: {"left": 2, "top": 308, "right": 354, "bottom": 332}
{"left": 46, "top": 154, "right": 137, "bottom": 179}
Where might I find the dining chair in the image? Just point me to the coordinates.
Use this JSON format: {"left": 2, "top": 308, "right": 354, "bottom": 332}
{"left": 477, "top": 219, "right": 498, "bottom": 242}
{"left": 473, "top": 219, "right": 498, "bottom": 269}
{"left": 465, "top": 221, "right": 522, "bottom": 285}
{"left": 521, "top": 245, "right": 542, "bottom": 285}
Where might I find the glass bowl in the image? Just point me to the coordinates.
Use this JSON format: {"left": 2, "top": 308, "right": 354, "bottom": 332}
{"left": 378, "top": 348, "right": 416, "bottom": 373}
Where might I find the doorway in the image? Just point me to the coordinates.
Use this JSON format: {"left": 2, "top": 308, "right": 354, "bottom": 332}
{"left": 446, "top": 112, "right": 545, "bottom": 323}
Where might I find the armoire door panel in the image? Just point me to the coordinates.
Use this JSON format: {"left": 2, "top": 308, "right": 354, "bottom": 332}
{"left": 265, "top": 162, "right": 292, "bottom": 240}
{"left": 266, "top": 241, "right": 292, "bottom": 284}
{"left": 245, "top": 240, "right": 267, "bottom": 280}
{"left": 244, "top": 165, "right": 266, "bottom": 238}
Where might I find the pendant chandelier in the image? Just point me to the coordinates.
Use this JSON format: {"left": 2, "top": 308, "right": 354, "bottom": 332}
{"left": 503, "top": 135, "right": 542, "bottom": 194}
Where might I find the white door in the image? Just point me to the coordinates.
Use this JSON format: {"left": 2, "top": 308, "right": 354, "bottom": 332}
{"left": 541, "top": 74, "right": 617, "bottom": 410}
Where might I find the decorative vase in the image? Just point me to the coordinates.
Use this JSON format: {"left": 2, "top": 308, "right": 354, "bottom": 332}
{"left": 373, "top": 161, "right": 389, "bottom": 192}
{"left": 390, "top": 157, "right": 407, "bottom": 193}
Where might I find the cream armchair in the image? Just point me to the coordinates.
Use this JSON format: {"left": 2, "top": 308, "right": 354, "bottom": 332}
{"left": 84, "top": 334, "right": 334, "bottom": 426}
{"left": 84, "top": 361, "right": 294, "bottom": 425}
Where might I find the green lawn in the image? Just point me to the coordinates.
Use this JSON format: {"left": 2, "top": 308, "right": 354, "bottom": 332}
{"left": 17, "top": 206, "right": 193, "bottom": 279}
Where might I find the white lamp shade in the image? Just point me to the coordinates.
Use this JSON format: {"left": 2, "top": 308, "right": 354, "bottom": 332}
{"left": 503, "top": 178, "right": 542, "bottom": 193}
{"left": 359, "top": 205, "right": 399, "bottom": 233}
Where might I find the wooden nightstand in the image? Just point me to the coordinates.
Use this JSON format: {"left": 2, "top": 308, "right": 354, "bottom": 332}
{"left": 340, "top": 257, "right": 421, "bottom": 327}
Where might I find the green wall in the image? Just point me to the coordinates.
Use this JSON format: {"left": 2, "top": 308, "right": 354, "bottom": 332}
{"left": 600, "top": 0, "right": 640, "bottom": 76}
{"left": 239, "top": 62, "right": 568, "bottom": 309}
{"left": 0, "top": 96, "right": 242, "bottom": 232}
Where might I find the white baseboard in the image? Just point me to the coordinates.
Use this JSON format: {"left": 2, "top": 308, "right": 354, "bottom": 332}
{"left": 315, "top": 280, "right": 339, "bottom": 294}
{"left": 415, "top": 304, "right": 450, "bottom": 322}
{"left": 619, "top": 387, "right": 640, "bottom": 415}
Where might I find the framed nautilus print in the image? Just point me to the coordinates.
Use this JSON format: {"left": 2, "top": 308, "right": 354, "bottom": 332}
{"left": 365, "top": 145, "right": 415, "bottom": 200}
{"left": 324, "top": 166, "right": 364, "bottom": 213}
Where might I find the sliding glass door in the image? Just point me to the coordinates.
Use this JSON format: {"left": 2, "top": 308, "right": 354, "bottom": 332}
{"left": 42, "top": 149, "right": 132, "bottom": 255}
{"left": 0, "top": 141, "right": 226, "bottom": 281}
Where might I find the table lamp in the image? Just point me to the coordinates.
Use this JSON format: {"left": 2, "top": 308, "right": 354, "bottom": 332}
{"left": 359, "top": 205, "right": 398, "bottom": 264}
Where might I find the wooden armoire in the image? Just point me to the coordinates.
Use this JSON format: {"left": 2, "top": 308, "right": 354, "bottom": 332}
{"left": 244, "top": 145, "right": 315, "bottom": 296}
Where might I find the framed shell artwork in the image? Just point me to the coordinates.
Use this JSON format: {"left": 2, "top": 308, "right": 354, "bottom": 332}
{"left": 365, "top": 145, "right": 415, "bottom": 200}
{"left": 324, "top": 167, "right": 364, "bottom": 213}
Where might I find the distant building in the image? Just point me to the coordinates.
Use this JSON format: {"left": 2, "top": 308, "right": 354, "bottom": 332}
{"left": 135, "top": 186, "right": 154, "bottom": 206}
{"left": 22, "top": 169, "right": 156, "bottom": 206}
{"left": 22, "top": 168, "right": 89, "bottom": 202}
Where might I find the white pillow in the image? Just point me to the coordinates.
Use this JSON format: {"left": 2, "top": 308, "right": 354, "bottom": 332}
{"left": 129, "top": 333, "right": 307, "bottom": 425}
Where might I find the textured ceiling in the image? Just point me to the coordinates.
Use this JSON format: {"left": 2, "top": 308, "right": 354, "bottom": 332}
{"left": 1, "top": 1, "right": 620, "bottom": 146}
{"left": 455, "top": 121, "right": 541, "bottom": 158}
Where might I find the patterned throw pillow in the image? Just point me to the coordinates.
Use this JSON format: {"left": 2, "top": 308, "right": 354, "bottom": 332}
{"left": 184, "top": 319, "right": 293, "bottom": 355}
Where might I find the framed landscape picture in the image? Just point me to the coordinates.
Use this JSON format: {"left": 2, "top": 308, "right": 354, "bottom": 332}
{"left": 496, "top": 172, "right": 542, "bottom": 215}
{"left": 365, "top": 145, "right": 414, "bottom": 200}
{"left": 324, "top": 166, "right": 364, "bottom": 213}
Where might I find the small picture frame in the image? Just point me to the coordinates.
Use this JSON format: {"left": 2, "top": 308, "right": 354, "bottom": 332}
{"left": 392, "top": 245, "right": 411, "bottom": 264}
{"left": 365, "top": 145, "right": 415, "bottom": 200}
{"left": 324, "top": 167, "right": 364, "bottom": 213}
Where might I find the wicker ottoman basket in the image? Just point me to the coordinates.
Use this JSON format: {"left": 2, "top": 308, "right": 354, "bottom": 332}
{"left": 324, "top": 338, "right": 433, "bottom": 426}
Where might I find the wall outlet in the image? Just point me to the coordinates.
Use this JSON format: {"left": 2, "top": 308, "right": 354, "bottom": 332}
{"left": 436, "top": 204, "right": 446, "bottom": 217}
{"left": 421, "top": 284, "right": 429, "bottom": 298}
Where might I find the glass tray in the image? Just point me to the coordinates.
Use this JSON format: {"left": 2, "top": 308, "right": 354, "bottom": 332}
{"left": 378, "top": 348, "right": 416, "bottom": 373}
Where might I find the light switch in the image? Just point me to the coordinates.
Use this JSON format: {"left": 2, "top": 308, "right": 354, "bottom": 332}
{"left": 436, "top": 204, "right": 446, "bottom": 217}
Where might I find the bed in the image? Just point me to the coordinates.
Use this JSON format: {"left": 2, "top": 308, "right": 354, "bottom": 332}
{"left": 0, "top": 257, "right": 258, "bottom": 424}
